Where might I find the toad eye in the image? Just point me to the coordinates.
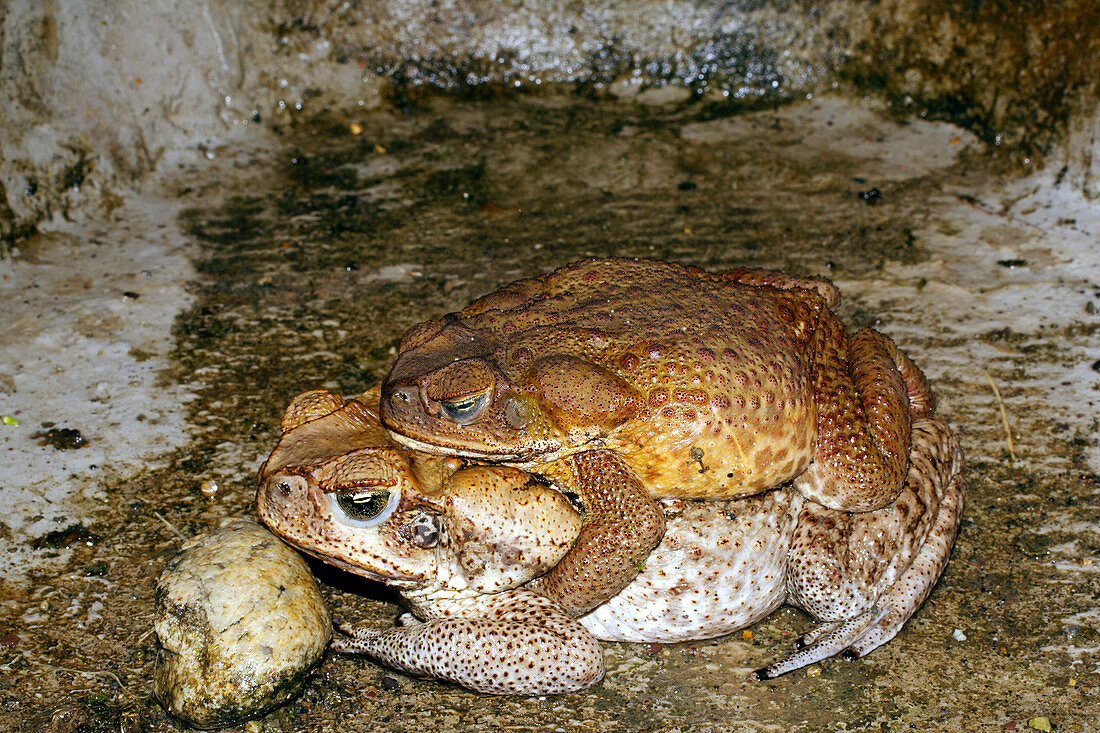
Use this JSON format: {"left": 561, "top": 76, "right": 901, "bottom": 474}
{"left": 329, "top": 489, "right": 400, "bottom": 527}
{"left": 439, "top": 390, "right": 491, "bottom": 423}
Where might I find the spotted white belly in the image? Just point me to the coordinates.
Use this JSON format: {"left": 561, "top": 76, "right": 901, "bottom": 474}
{"left": 580, "top": 489, "right": 797, "bottom": 643}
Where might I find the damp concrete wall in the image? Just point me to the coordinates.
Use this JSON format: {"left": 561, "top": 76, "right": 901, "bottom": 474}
{"left": 2, "top": 0, "right": 1099, "bottom": 247}
{"left": 0, "top": 0, "right": 372, "bottom": 244}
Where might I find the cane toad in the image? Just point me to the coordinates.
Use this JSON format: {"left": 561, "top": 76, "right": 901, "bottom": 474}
{"left": 380, "top": 258, "right": 935, "bottom": 614}
{"left": 257, "top": 387, "right": 963, "bottom": 695}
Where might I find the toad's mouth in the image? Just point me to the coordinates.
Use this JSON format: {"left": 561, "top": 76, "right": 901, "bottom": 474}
{"left": 386, "top": 430, "right": 525, "bottom": 461}
{"left": 308, "top": 549, "right": 425, "bottom": 589}
{"left": 385, "top": 429, "right": 569, "bottom": 468}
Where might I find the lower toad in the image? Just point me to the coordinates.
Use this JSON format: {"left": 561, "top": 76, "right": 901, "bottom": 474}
{"left": 257, "top": 387, "right": 963, "bottom": 695}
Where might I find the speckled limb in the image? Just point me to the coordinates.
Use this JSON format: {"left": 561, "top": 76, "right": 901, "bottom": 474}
{"left": 279, "top": 389, "right": 346, "bottom": 432}
{"left": 259, "top": 390, "right": 391, "bottom": 482}
{"left": 755, "top": 417, "right": 964, "bottom": 679}
{"left": 841, "top": 419, "right": 962, "bottom": 657}
{"left": 796, "top": 320, "right": 915, "bottom": 512}
{"left": 718, "top": 266, "right": 841, "bottom": 308}
{"left": 534, "top": 449, "right": 666, "bottom": 617}
{"left": 889, "top": 340, "right": 936, "bottom": 417}
{"left": 331, "top": 589, "right": 605, "bottom": 695}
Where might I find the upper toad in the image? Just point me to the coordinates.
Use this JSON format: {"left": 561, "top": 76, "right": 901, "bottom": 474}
{"left": 380, "top": 258, "right": 936, "bottom": 614}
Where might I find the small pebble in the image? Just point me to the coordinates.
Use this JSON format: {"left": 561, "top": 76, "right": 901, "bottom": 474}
{"left": 1027, "top": 717, "right": 1051, "bottom": 732}
{"left": 199, "top": 479, "right": 219, "bottom": 498}
{"left": 952, "top": 628, "right": 967, "bottom": 641}
{"left": 85, "top": 561, "right": 109, "bottom": 577}
{"left": 33, "top": 427, "right": 87, "bottom": 450}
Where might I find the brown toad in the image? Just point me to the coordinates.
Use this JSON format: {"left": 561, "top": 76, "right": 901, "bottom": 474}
{"left": 257, "top": 388, "right": 963, "bottom": 695}
{"left": 380, "top": 258, "right": 936, "bottom": 614}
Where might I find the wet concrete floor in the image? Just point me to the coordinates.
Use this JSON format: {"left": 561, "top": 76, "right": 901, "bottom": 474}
{"left": 1, "top": 91, "right": 1098, "bottom": 731}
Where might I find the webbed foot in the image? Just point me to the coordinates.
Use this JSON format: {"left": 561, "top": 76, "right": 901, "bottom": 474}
{"left": 280, "top": 389, "right": 346, "bottom": 432}
{"left": 759, "top": 417, "right": 963, "bottom": 678}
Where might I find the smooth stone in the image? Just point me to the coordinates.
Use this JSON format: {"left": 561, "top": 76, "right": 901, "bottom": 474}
{"left": 153, "top": 519, "right": 331, "bottom": 729}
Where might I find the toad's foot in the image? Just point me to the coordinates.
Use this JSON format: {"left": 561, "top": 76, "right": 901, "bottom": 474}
{"left": 756, "top": 416, "right": 963, "bottom": 679}
{"left": 280, "top": 389, "right": 347, "bottom": 432}
{"left": 258, "top": 389, "right": 392, "bottom": 483}
{"left": 331, "top": 589, "right": 604, "bottom": 695}
{"left": 534, "top": 449, "right": 666, "bottom": 617}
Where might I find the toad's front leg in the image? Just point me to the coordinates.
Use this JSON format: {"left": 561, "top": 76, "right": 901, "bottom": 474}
{"left": 331, "top": 589, "right": 605, "bottom": 695}
{"left": 533, "top": 449, "right": 666, "bottom": 617}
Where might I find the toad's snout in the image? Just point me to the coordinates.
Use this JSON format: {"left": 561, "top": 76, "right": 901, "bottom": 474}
{"left": 380, "top": 382, "right": 428, "bottom": 426}
{"left": 256, "top": 473, "right": 312, "bottom": 527}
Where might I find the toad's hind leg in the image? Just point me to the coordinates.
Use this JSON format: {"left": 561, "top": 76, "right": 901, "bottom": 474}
{"left": 796, "top": 317, "right": 927, "bottom": 512}
{"left": 718, "top": 266, "right": 841, "bottom": 307}
{"left": 332, "top": 589, "right": 605, "bottom": 695}
{"left": 756, "top": 417, "right": 963, "bottom": 679}
{"left": 533, "top": 449, "right": 666, "bottom": 617}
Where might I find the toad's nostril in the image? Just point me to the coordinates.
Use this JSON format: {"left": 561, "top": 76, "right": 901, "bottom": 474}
{"left": 390, "top": 384, "right": 433, "bottom": 414}
{"left": 263, "top": 474, "right": 302, "bottom": 505}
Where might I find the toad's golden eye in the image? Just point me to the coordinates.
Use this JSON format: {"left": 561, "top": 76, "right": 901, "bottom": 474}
{"left": 439, "top": 389, "right": 491, "bottom": 423}
{"left": 329, "top": 489, "right": 399, "bottom": 527}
